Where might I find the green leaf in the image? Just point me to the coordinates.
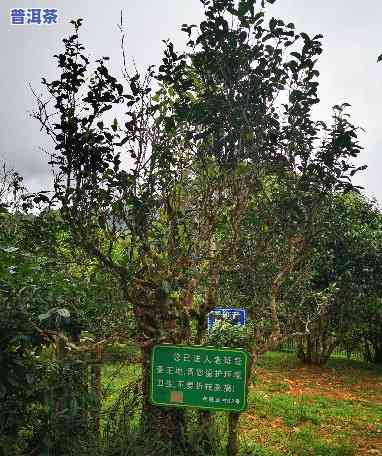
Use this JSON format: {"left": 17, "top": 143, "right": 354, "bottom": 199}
{"left": 0, "top": 383, "right": 6, "bottom": 398}
{"left": 1, "top": 246, "right": 18, "bottom": 253}
{"left": 238, "top": 0, "right": 250, "bottom": 17}
{"left": 162, "top": 280, "right": 171, "bottom": 294}
{"left": 111, "top": 118, "right": 118, "bottom": 132}
{"left": 254, "top": 12, "right": 265, "bottom": 22}
{"left": 57, "top": 308, "right": 70, "bottom": 318}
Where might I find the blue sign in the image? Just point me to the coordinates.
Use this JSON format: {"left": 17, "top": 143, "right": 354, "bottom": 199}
{"left": 10, "top": 8, "right": 58, "bottom": 25}
{"left": 208, "top": 308, "right": 246, "bottom": 331}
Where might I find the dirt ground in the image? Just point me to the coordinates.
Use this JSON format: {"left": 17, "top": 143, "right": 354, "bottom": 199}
{"left": 246, "top": 356, "right": 382, "bottom": 455}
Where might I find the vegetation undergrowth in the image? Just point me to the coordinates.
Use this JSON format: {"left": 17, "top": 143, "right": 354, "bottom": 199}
{"left": 100, "top": 350, "right": 382, "bottom": 455}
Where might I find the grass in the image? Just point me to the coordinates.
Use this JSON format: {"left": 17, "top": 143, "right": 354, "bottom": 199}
{"left": 101, "top": 361, "right": 141, "bottom": 408}
{"left": 100, "top": 349, "right": 382, "bottom": 455}
{"left": 242, "top": 351, "right": 382, "bottom": 455}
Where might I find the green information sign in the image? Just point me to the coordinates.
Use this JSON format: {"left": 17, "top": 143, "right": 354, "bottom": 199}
{"left": 150, "top": 344, "right": 249, "bottom": 412}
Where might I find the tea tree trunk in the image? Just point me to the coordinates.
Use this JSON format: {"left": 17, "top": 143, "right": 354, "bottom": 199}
{"left": 140, "top": 345, "right": 187, "bottom": 451}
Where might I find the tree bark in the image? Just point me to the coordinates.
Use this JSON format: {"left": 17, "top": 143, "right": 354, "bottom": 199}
{"left": 90, "top": 344, "right": 102, "bottom": 434}
{"left": 226, "top": 352, "right": 254, "bottom": 456}
{"left": 227, "top": 413, "right": 240, "bottom": 456}
{"left": 374, "top": 347, "right": 382, "bottom": 364}
{"left": 363, "top": 338, "right": 372, "bottom": 362}
{"left": 197, "top": 409, "right": 215, "bottom": 454}
{"left": 297, "top": 337, "right": 306, "bottom": 362}
{"left": 140, "top": 345, "right": 187, "bottom": 452}
{"left": 196, "top": 266, "right": 219, "bottom": 450}
{"left": 298, "top": 331, "right": 339, "bottom": 366}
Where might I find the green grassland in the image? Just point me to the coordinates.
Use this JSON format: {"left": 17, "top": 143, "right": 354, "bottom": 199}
{"left": 101, "top": 350, "right": 382, "bottom": 455}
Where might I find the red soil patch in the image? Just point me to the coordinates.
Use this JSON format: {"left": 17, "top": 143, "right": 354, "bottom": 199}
{"left": 254, "top": 364, "right": 382, "bottom": 404}
{"left": 249, "top": 362, "right": 382, "bottom": 454}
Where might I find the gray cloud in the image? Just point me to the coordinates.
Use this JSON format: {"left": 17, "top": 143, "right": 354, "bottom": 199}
{"left": 1, "top": 1, "right": 381, "bottom": 202}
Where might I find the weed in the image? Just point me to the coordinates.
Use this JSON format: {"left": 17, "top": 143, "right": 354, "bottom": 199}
{"left": 96, "top": 350, "right": 381, "bottom": 455}
{"left": 289, "top": 427, "right": 355, "bottom": 456}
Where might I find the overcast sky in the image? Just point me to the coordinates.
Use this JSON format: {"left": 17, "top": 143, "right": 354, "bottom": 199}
{"left": 1, "top": 1, "right": 381, "bottom": 204}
